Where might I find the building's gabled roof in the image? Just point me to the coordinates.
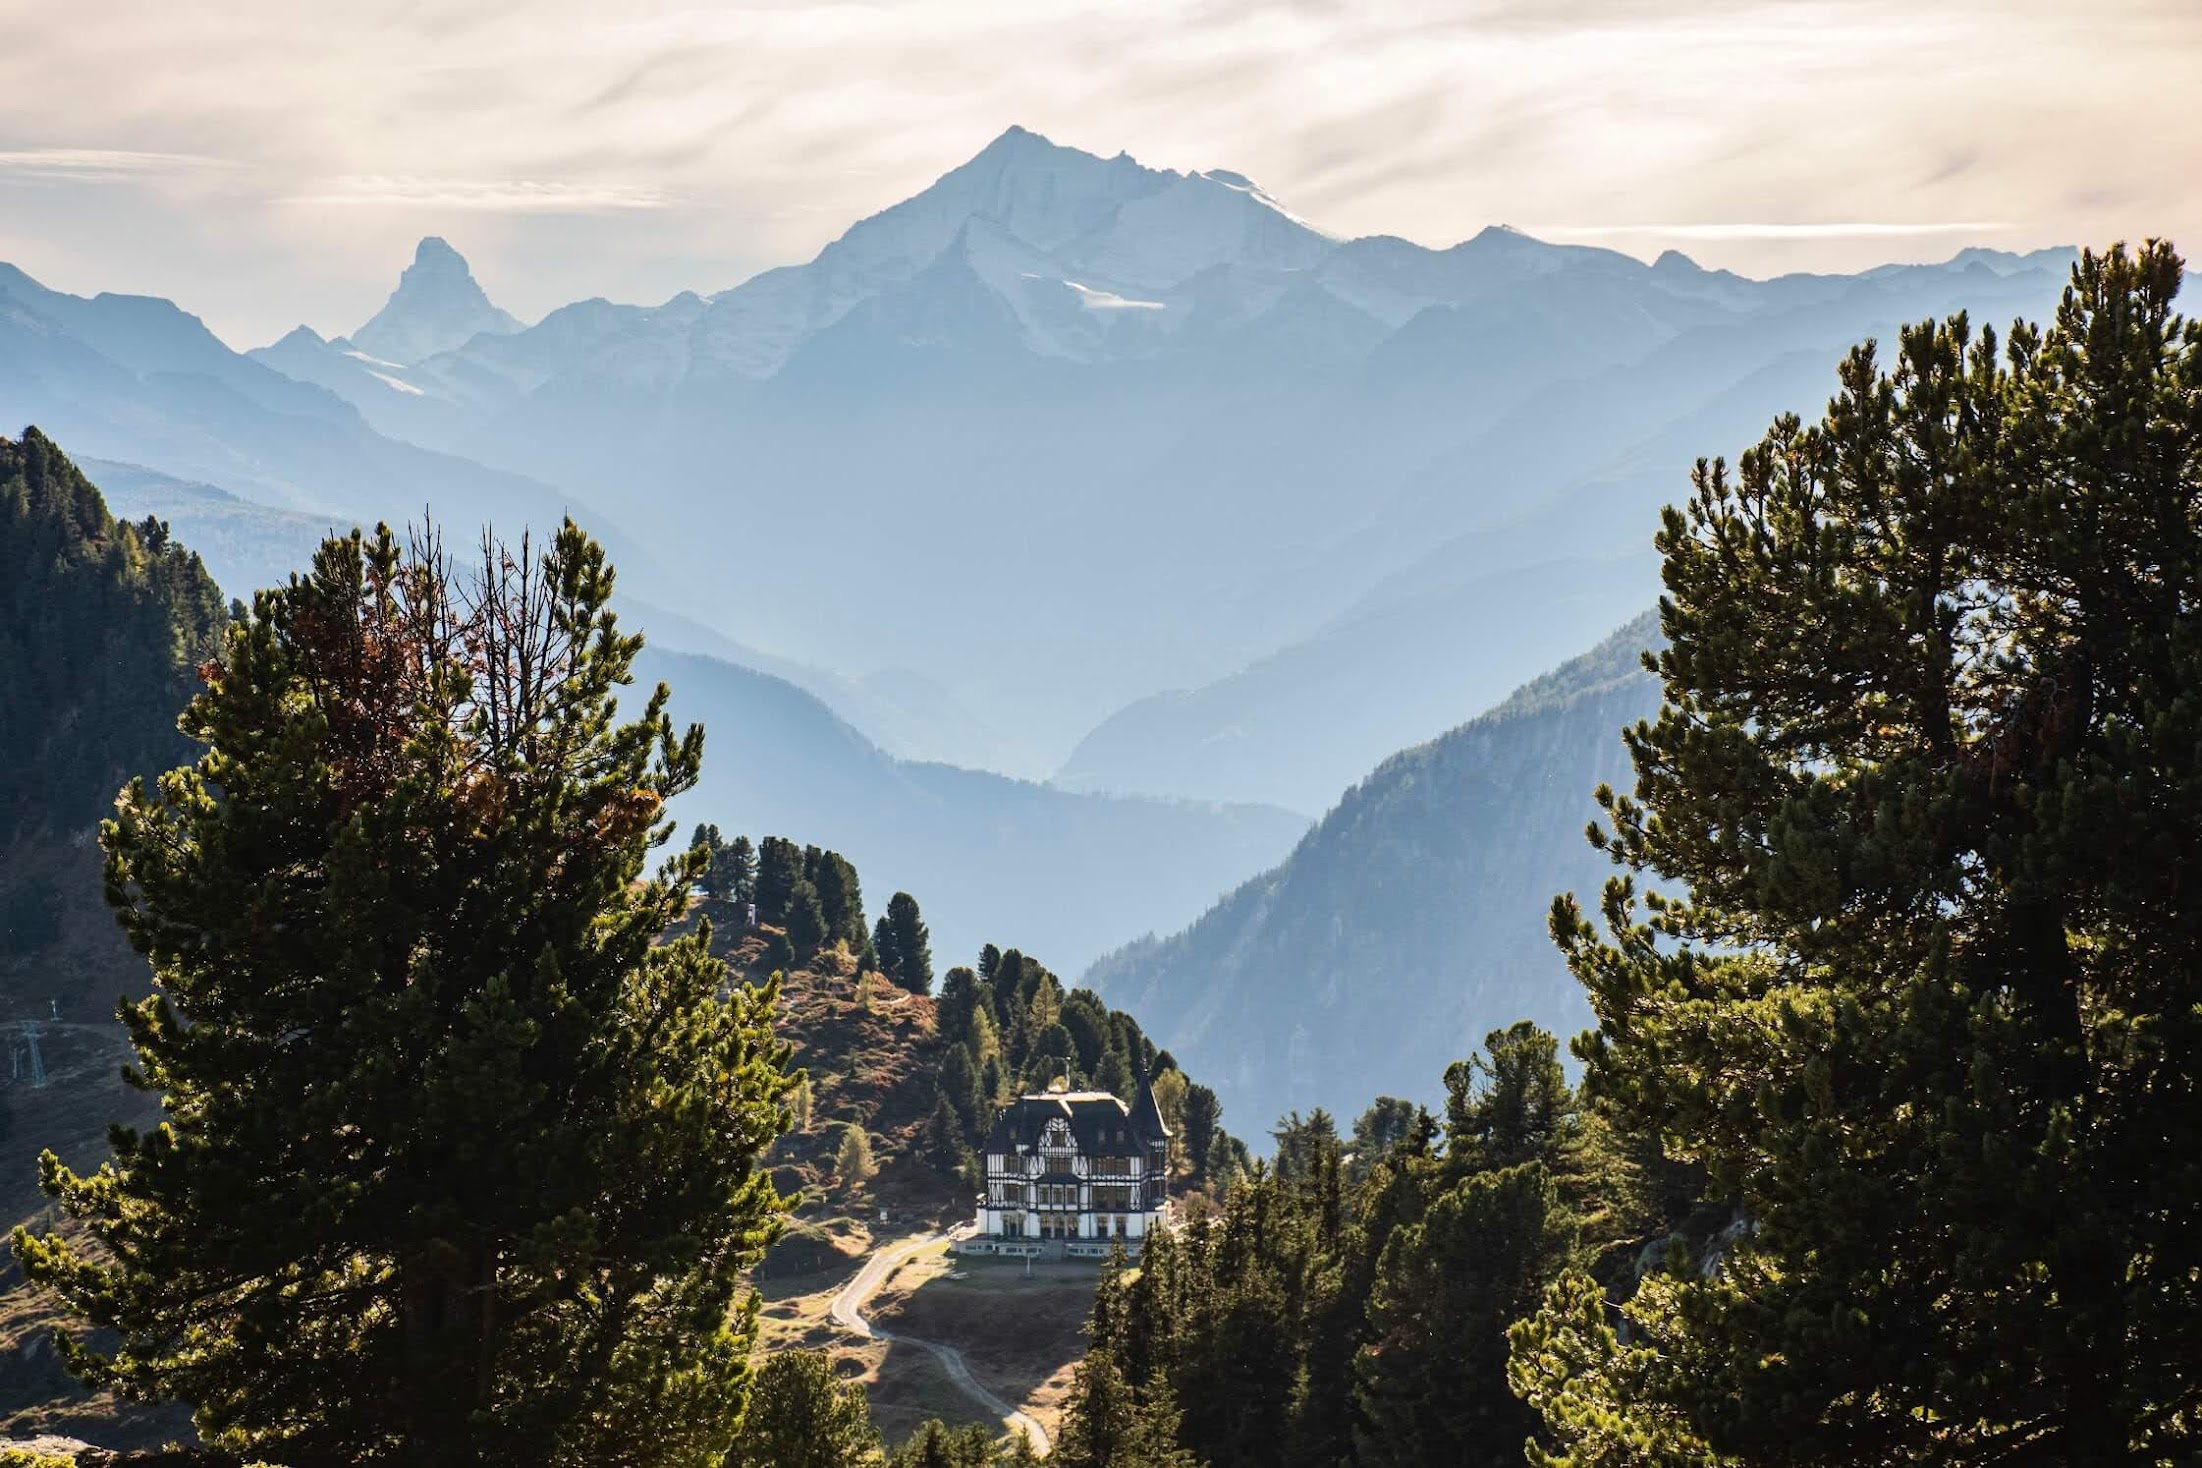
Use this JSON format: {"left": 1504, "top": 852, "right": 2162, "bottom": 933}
{"left": 984, "top": 1091, "right": 1149, "bottom": 1157}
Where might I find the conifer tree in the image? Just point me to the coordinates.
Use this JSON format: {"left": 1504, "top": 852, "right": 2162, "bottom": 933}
{"left": 881, "top": 892, "right": 933, "bottom": 994}
{"left": 1055, "top": 1346, "right": 1199, "bottom": 1468}
{"left": 730, "top": 1350, "right": 884, "bottom": 1468}
{"left": 691, "top": 822, "right": 726, "bottom": 896}
{"left": 1181, "top": 1085, "right": 1222, "bottom": 1185}
{"left": 726, "top": 834, "right": 757, "bottom": 905}
{"left": 889, "top": 1421, "right": 1001, "bottom": 1468}
{"left": 755, "top": 836, "right": 803, "bottom": 926}
{"left": 872, "top": 914, "right": 901, "bottom": 987}
{"left": 13, "top": 521, "right": 794, "bottom": 1467}
{"left": 1522, "top": 242, "right": 2202, "bottom": 1465}
{"left": 785, "top": 876, "right": 828, "bottom": 956}
{"left": 934, "top": 966, "right": 983, "bottom": 1047}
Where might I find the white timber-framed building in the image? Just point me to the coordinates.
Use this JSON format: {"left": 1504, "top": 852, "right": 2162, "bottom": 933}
{"left": 961, "top": 1079, "right": 1171, "bottom": 1259}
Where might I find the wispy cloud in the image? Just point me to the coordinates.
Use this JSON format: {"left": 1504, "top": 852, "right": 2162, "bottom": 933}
{"left": 0, "top": 147, "right": 238, "bottom": 180}
{"left": 1536, "top": 222, "right": 2018, "bottom": 241}
{"left": 288, "top": 176, "right": 681, "bottom": 212}
{"left": 0, "top": 0, "right": 2193, "bottom": 344}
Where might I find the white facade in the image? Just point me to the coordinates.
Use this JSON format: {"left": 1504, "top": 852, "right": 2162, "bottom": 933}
{"left": 970, "top": 1090, "right": 1168, "bottom": 1256}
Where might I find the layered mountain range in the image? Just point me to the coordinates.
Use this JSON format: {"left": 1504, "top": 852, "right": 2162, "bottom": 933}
{"left": 0, "top": 125, "right": 2093, "bottom": 1120}
{"left": 236, "top": 127, "right": 2074, "bottom": 803}
{"left": 1085, "top": 612, "right": 1664, "bottom": 1129}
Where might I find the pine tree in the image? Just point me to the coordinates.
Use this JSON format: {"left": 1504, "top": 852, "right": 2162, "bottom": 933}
{"left": 691, "top": 822, "right": 726, "bottom": 896}
{"left": 1523, "top": 242, "right": 2202, "bottom": 1465}
{"left": 1181, "top": 1084, "right": 1222, "bottom": 1185}
{"left": 12, "top": 521, "right": 794, "bottom": 1466}
{"left": 755, "top": 836, "right": 803, "bottom": 926}
{"left": 726, "top": 834, "right": 757, "bottom": 904}
{"left": 729, "top": 1350, "right": 884, "bottom": 1468}
{"left": 889, "top": 1421, "right": 1000, "bottom": 1468}
{"left": 934, "top": 965, "right": 983, "bottom": 1047}
{"left": 872, "top": 914, "right": 901, "bottom": 987}
{"left": 785, "top": 876, "right": 828, "bottom": 956}
{"left": 1055, "top": 1346, "right": 1199, "bottom": 1468}
{"left": 939, "top": 1042, "right": 984, "bottom": 1136}
{"left": 880, "top": 892, "right": 933, "bottom": 995}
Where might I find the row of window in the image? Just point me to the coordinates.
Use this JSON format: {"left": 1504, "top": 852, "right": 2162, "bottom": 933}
{"left": 986, "top": 1155, "right": 1145, "bottom": 1175}
{"left": 996, "top": 1213, "right": 1139, "bottom": 1240}
{"left": 990, "top": 1183, "right": 1149, "bottom": 1209}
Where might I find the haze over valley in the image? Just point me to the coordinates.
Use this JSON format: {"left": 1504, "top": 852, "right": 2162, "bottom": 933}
{"left": 0, "top": 124, "right": 2099, "bottom": 1074}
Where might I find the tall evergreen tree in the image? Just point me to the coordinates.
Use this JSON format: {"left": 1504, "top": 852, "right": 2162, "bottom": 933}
{"left": 725, "top": 834, "right": 756, "bottom": 905}
{"left": 880, "top": 891, "right": 933, "bottom": 995}
{"left": 889, "top": 1421, "right": 1001, "bottom": 1468}
{"left": 1181, "top": 1084, "right": 1222, "bottom": 1185}
{"left": 1055, "top": 1346, "right": 1199, "bottom": 1468}
{"left": 755, "top": 836, "right": 803, "bottom": 926}
{"left": 729, "top": 1350, "right": 884, "bottom": 1468}
{"left": 13, "top": 521, "right": 794, "bottom": 1466}
{"left": 690, "top": 823, "right": 725, "bottom": 896}
{"left": 1521, "top": 242, "right": 2202, "bottom": 1466}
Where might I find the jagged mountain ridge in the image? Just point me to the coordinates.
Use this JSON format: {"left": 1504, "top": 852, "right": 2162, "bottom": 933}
{"left": 230, "top": 128, "right": 2081, "bottom": 768}
{"left": 1051, "top": 250, "right": 2079, "bottom": 810}
{"left": 1084, "top": 612, "right": 1665, "bottom": 1130}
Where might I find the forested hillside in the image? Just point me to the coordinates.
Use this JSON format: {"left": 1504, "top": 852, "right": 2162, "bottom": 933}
{"left": 1088, "top": 612, "right": 1661, "bottom": 1129}
{"left": 0, "top": 429, "right": 225, "bottom": 1027}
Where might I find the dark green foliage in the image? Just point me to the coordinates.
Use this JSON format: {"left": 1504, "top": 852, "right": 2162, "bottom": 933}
{"left": 879, "top": 891, "right": 933, "bottom": 994}
{"left": 808, "top": 846, "right": 867, "bottom": 948}
{"left": 1520, "top": 243, "right": 2202, "bottom": 1466}
{"left": 0, "top": 428, "right": 225, "bottom": 841}
{"left": 888, "top": 1420, "right": 1000, "bottom": 1468}
{"left": 921, "top": 1092, "right": 975, "bottom": 1183}
{"left": 1090, "top": 1026, "right": 1642, "bottom": 1468}
{"left": 13, "top": 521, "right": 794, "bottom": 1466}
{"left": 726, "top": 834, "right": 757, "bottom": 903}
{"left": 756, "top": 835, "right": 803, "bottom": 925}
{"left": 1055, "top": 1346, "right": 1199, "bottom": 1468}
{"left": 785, "top": 876, "right": 828, "bottom": 956}
{"left": 938, "top": 1043, "right": 984, "bottom": 1135}
{"left": 935, "top": 966, "right": 983, "bottom": 1048}
{"left": 1180, "top": 1085, "right": 1222, "bottom": 1185}
{"left": 691, "top": 822, "right": 726, "bottom": 896}
{"left": 730, "top": 1350, "right": 883, "bottom": 1468}
{"left": 1349, "top": 1097, "right": 1418, "bottom": 1180}
{"left": 686, "top": 828, "right": 756, "bottom": 906}
{"left": 1092, "top": 1048, "right": 1133, "bottom": 1101}
{"left": 1355, "top": 1033, "right": 1597, "bottom": 1467}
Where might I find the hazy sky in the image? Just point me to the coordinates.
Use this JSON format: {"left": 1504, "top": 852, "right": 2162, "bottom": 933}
{"left": 1, "top": 0, "right": 2196, "bottom": 347}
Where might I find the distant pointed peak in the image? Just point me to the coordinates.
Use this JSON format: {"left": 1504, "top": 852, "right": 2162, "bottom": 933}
{"left": 1652, "top": 248, "right": 1704, "bottom": 273}
{"left": 408, "top": 236, "right": 470, "bottom": 273}
{"left": 349, "top": 234, "right": 519, "bottom": 365}
{"left": 274, "top": 323, "right": 327, "bottom": 347}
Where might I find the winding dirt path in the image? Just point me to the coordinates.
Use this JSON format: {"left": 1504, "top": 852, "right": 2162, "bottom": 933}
{"left": 829, "top": 1232, "right": 1052, "bottom": 1455}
